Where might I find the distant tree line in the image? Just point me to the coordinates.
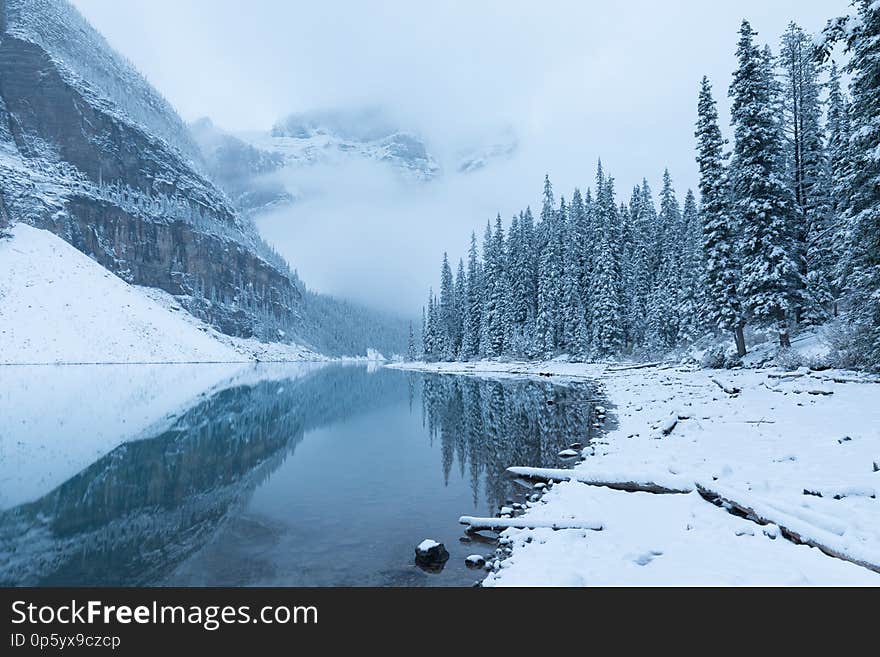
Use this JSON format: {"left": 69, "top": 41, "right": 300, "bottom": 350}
{"left": 418, "top": 8, "right": 880, "bottom": 370}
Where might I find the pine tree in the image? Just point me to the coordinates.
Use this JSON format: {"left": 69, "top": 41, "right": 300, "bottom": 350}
{"left": 673, "top": 189, "right": 700, "bottom": 344}
{"left": 423, "top": 289, "right": 437, "bottom": 359}
{"left": 823, "top": 1, "right": 880, "bottom": 367}
{"left": 653, "top": 169, "right": 683, "bottom": 348}
{"left": 520, "top": 206, "right": 539, "bottom": 334}
{"left": 462, "top": 232, "right": 482, "bottom": 359}
{"left": 480, "top": 216, "right": 507, "bottom": 357}
{"left": 558, "top": 195, "right": 581, "bottom": 352}
{"left": 454, "top": 257, "right": 467, "bottom": 357}
{"left": 407, "top": 321, "right": 416, "bottom": 361}
{"left": 479, "top": 222, "right": 494, "bottom": 357}
{"left": 729, "top": 21, "right": 800, "bottom": 349}
{"left": 780, "top": 22, "right": 832, "bottom": 325}
{"left": 439, "top": 252, "right": 456, "bottom": 360}
{"left": 535, "top": 175, "right": 559, "bottom": 356}
{"left": 825, "top": 61, "right": 852, "bottom": 315}
{"left": 625, "top": 185, "right": 651, "bottom": 349}
{"left": 696, "top": 75, "right": 746, "bottom": 355}
{"left": 590, "top": 164, "right": 624, "bottom": 357}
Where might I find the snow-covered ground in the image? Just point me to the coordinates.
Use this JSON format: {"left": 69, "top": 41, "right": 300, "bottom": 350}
{"left": 0, "top": 224, "right": 324, "bottom": 364}
{"left": 389, "top": 358, "right": 880, "bottom": 585}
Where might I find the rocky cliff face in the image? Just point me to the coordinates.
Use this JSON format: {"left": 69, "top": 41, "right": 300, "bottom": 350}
{"left": 0, "top": 0, "right": 301, "bottom": 339}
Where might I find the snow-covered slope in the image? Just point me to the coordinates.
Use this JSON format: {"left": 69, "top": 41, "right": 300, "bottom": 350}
{"left": 0, "top": 224, "right": 242, "bottom": 363}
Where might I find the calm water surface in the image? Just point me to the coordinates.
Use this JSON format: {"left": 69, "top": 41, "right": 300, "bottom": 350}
{"left": 0, "top": 364, "right": 605, "bottom": 586}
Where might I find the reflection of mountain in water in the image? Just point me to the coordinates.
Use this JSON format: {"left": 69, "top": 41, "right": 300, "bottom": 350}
{"left": 420, "top": 375, "right": 605, "bottom": 510}
{"left": 0, "top": 367, "right": 607, "bottom": 586}
{"left": 0, "top": 366, "right": 409, "bottom": 586}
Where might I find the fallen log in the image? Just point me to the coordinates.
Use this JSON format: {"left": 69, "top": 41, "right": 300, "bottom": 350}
{"left": 459, "top": 516, "right": 603, "bottom": 532}
{"left": 710, "top": 378, "right": 741, "bottom": 395}
{"left": 507, "top": 466, "right": 693, "bottom": 494}
{"left": 696, "top": 482, "right": 880, "bottom": 575}
{"left": 607, "top": 362, "right": 662, "bottom": 372}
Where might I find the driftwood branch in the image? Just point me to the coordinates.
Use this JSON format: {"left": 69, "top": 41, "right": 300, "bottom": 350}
{"left": 696, "top": 483, "right": 880, "bottom": 575}
{"left": 459, "top": 516, "right": 603, "bottom": 532}
{"left": 507, "top": 466, "right": 693, "bottom": 495}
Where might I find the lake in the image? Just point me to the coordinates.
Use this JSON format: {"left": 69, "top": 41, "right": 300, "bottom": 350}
{"left": 0, "top": 363, "right": 605, "bottom": 586}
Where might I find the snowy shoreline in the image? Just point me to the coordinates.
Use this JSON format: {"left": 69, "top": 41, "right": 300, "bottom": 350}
{"left": 389, "top": 359, "right": 880, "bottom": 585}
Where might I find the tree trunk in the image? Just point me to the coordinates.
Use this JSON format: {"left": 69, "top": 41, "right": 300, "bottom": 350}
{"left": 733, "top": 324, "right": 747, "bottom": 357}
{"left": 777, "top": 313, "right": 791, "bottom": 349}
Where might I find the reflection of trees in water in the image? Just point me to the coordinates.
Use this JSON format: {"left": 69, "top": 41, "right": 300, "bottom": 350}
{"left": 419, "top": 375, "right": 601, "bottom": 510}
{"left": 0, "top": 366, "right": 409, "bottom": 586}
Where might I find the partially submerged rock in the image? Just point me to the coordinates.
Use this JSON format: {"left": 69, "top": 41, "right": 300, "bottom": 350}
{"left": 465, "top": 554, "right": 485, "bottom": 569}
{"left": 415, "top": 539, "right": 449, "bottom": 572}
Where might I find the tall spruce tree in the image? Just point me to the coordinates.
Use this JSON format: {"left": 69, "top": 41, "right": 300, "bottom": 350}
{"left": 590, "top": 164, "right": 624, "bottom": 357}
{"left": 729, "top": 21, "right": 800, "bottom": 349}
{"left": 825, "top": 61, "right": 852, "bottom": 315}
{"left": 536, "top": 176, "right": 559, "bottom": 356}
{"left": 696, "top": 75, "right": 746, "bottom": 355}
{"left": 823, "top": 1, "right": 880, "bottom": 367}
{"left": 462, "top": 232, "right": 483, "bottom": 359}
{"left": 780, "top": 22, "right": 832, "bottom": 324}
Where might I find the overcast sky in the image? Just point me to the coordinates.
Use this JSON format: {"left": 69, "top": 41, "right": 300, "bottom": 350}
{"left": 72, "top": 0, "right": 847, "bottom": 316}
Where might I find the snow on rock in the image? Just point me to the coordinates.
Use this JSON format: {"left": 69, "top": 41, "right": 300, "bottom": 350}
{"left": 465, "top": 554, "right": 486, "bottom": 569}
{"left": 417, "top": 539, "right": 440, "bottom": 552}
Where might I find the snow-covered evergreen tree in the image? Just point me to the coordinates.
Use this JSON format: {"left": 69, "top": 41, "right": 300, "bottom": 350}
{"left": 696, "top": 75, "right": 746, "bottom": 355}
{"left": 825, "top": 61, "right": 852, "bottom": 315}
{"left": 454, "top": 257, "right": 467, "bottom": 357}
{"left": 535, "top": 175, "right": 560, "bottom": 356}
{"left": 589, "top": 164, "right": 624, "bottom": 357}
{"left": 822, "top": 1, "right": 880, "bottom": 367}
{"left": 678, "top": 189, "right": 704, "bottom": 344}
{"left": 439, "top": 252, "right": 456, "bottom": 359}
{"left": 729, "top": 21, "right": 800, "bottom": 348}
{"left": 462, "top": 232, "right": 483, "bottom": 359}
{"left": 780, "top": 22, "right": 833, "bottom": 325}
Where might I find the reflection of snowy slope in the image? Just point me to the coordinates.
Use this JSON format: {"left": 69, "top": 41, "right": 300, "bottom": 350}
{"left": 0, "top": 364, "right": 409, "bottom": 585}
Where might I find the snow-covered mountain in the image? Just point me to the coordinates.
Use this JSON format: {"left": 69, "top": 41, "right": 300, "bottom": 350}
{"left": 188, "top": 107, "right": 519, "bottom": 218}
{"left": 0, "top": 0, "right": 409, "bottom": 356}
{"left": 190, "top": 117, "right": 293, "bottom": 216}
{"left": 0, "top": 0, "right": 300, "bottom": 340}
{"left": 260, "top": 107, "right": 440, "bottom": 183}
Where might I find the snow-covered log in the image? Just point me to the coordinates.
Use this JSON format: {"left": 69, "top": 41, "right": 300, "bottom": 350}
{"left": 506, "top": 466, "right": 693, "bottom": 494}
{"left": 696, "top": 482, "right": 880, "bottom": 575}
{"left": 606, "top": 362, "right": 663, "bottom": 372}
{"left": 459, "top": 516, "right": 603, "bottom": 532}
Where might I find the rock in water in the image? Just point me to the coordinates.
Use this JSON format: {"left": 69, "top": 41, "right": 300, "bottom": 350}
{"left": 415, "top": 539, "right": 450, "bottom": 572}
{"left": 465, "top": 554, "right": 486, "bottom": 569}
